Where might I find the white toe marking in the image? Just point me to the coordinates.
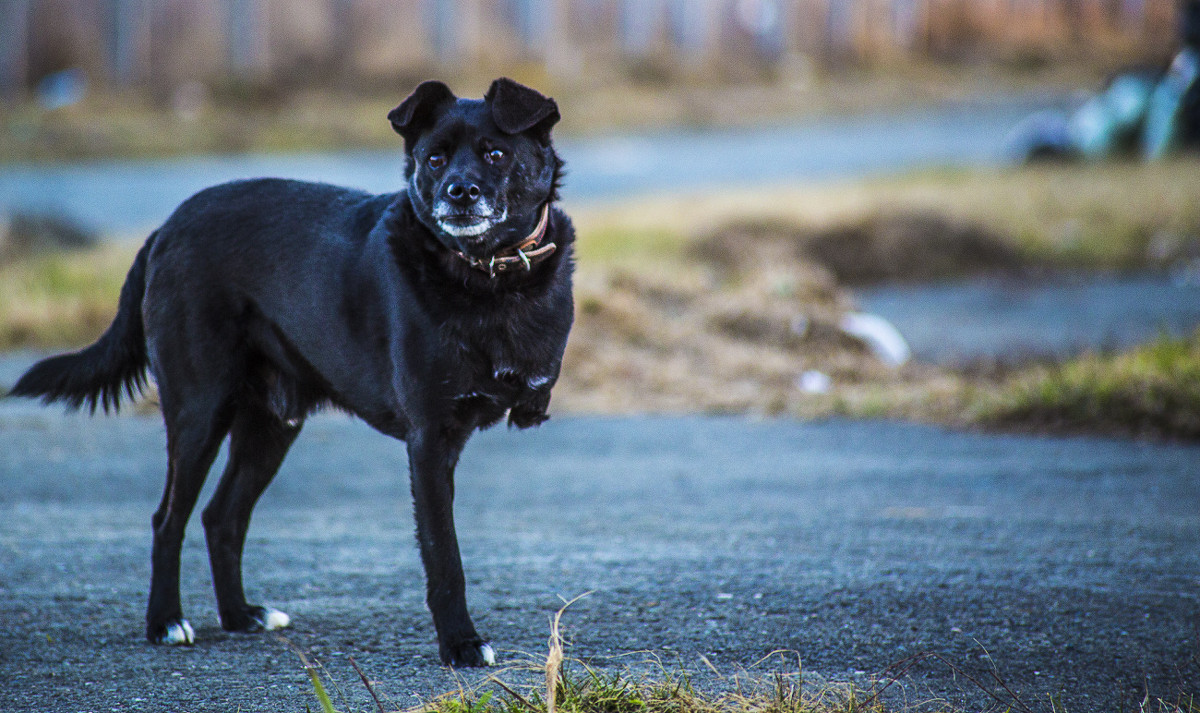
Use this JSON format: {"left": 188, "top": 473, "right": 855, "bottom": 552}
{"left": 261, "top": 608, "right": 291, "bottom": 631}
{"left": 161, "top": 620, "right": 195, "bottom": 645}
{"left": 480, "top": 643, "right": 496, "bottom": 666}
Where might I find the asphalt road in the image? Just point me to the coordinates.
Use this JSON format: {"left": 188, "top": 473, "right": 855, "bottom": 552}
{"left": 1, "top": 396, "right": 1197, "bottom": 712}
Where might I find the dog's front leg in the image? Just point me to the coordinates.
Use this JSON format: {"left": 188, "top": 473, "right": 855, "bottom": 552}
{"left": 407, "top": 428, "right": 494, "bottom": 667}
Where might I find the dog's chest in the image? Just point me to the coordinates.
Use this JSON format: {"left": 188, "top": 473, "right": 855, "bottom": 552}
{"left": 442, "top": 317, "right": 557, "bottom": 403}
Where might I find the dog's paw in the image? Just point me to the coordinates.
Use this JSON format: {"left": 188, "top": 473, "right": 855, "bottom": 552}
{"left": 148, "top": 618, "right": 195, "bottom": 646}
{"left": 508, "top": 407, "right": 548, "bottom": 429}
{"left": 441, "top": 639, "right": 496, "bottom": 668}
{"left": 219, "top": 606, "right": 291, "bottom": 633}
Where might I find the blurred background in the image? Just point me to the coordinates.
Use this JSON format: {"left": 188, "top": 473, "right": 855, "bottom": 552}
{"left": 1, "top": 0, "right": 1198, "bottom": 439}
{"left": 0, "top": 0, "right": 1186, "bottom": 147}
{"left": 0, "top": 0, "right": 1181, "bottom": 96}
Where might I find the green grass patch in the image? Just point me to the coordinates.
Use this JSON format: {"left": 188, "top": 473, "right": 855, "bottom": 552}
{"left": 976, "top": 330, "right": 1200, "bottom": 440}
{"left": 0, "top": 244, "right": 133, "bottom": 349}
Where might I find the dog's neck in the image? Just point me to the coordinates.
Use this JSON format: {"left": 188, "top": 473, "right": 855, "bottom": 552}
{"left": 452, "top": 204, "right": 556, "bottom": 278}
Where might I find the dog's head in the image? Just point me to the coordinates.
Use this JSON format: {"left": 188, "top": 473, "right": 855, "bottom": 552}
{"left": 390, "top": 78, "right": 562, "bottom": 258}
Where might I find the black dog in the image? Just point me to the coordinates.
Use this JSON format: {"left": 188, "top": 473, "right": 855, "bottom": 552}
{"left": 11, "top": 78, "right": 574, "bottom": 668}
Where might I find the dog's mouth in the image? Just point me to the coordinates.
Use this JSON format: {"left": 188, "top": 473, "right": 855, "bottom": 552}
{"left": 432, "top": 199, "right": 507, "bottom": 243}
{"left": 437, "top": 215, "right": 493, "bottom": 238}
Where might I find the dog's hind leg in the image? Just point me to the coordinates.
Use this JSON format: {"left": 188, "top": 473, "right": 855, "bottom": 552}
{"left": 146, "top": 393, "right": 235, "bottom": 645}
{"left": 201, "top": 403, "right": 301, "bottom": 633}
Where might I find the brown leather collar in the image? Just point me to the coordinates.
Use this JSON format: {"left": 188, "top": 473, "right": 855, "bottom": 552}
{"left": 454, "top": 204, "right": 555, "bottom": 277}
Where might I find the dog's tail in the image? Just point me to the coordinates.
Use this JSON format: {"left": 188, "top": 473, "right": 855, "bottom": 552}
{"left": 9, "top": 232, "right": 156, "bottom": 413}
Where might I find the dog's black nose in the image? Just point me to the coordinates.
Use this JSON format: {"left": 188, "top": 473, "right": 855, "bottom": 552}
{"left": 446, "top": 182, "right": 481, "bottom": 204}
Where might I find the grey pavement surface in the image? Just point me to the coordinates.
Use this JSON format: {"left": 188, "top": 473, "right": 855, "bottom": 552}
{"left": 1, "top": 393, "right": 1198, "bottom": 712}
{"left": 0, "top": 94, "right": 1069, "bottom": 236}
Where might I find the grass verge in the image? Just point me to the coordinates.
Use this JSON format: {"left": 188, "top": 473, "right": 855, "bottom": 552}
{"left": 0, "top": 62, "right": 1102, "bottom": 163}
{"left": 974, "top": 330, "right": 1200, "bottom": 440}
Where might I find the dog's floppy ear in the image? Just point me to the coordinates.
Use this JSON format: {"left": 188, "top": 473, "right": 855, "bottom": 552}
{"left": 389, "top": 80, "right": 457, "bottom": 144}
{"left": 485, "top": 78, "right": 560, "bottom": 139}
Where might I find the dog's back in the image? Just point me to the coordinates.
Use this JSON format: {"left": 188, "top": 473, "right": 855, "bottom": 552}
{"left": 143, "top": 179, "right": 406, "bottom": 420}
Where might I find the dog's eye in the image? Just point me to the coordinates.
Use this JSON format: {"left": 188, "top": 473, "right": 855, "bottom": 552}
{"left": 484, "top": 148, "right": 505, "bottom": 164}
{"left": 427, "top": 154, "right": 446, "bottom": 170}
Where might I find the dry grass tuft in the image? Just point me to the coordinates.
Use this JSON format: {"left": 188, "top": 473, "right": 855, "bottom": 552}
{"left": 350, "top": 602, "right": 916, "bottom": 713}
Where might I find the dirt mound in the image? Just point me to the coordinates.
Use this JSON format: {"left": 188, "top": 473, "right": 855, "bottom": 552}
{"left": 555, "top": 261, "right": 880, "bottom": 415}
{"left": 0, "top": 212, "right": 96, "bottom": 264}
{"left": 692, "top": 211, "right": 1024, "bottom": 286}
{"left": 552, "top": 217, "right": 946, "bottom": 416}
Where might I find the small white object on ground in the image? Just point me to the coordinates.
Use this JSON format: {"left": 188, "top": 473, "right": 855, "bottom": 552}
{"left": 839, "top": 312, "right": 911, "bottom": 367}
{"left": 797, "top": 370, "right": 832, "bottom": 394}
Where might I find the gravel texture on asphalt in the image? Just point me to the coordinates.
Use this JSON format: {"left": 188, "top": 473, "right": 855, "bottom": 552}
{"left": 1, "top": 402, "right": 1198, "bottom": 712}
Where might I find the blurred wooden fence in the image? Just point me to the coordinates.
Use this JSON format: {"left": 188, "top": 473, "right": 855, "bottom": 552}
{"left": 0, "top": 0, "right": 1182, "bottom": 95}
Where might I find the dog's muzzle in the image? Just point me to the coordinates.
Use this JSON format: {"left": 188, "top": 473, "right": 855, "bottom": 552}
{"left": 433, "top": 198, "right": 503, "bottom": 239}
